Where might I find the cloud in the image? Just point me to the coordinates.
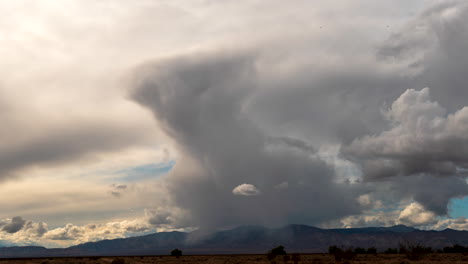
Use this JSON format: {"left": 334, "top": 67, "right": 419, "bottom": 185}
{"left": 45, "top": 224, "right": 83, "bottom": 240}
{"left": 1, "top": 216, "right": 26, "bottom": 233}
{"left": 128, "top": 0, "right": 468, "bottom": 229}
{"left": 338, "top": 211, "right": 401, "bottom": 229}
{"left": 0, "top": 118, "right": 155, "bottom": 182}
{"left": 344, "top": 87, "right": 468, "bottom": 180}
{"left": 267, "top": 136, "right": 316, "bottom": 154}
{"left": 342, "top": 88, "right": 468, "bottom": 214}
{"left": 109, "top": 184, "right": 128, "bottom": 198}
{"left": 378, "top": 0, "right": 468, "bottom": 112}
{"left": 232, "top": 184, "right": 261, "bottom": 196}
{"left": 398, "top": 202, "right": 437, "bottom": 226}
{"left": 432, "top": 217, "right": 468, "bottom": 230}
{"left": 24, "top": 222, "right": 48, "bottom": 238}
{"left": 274, "top": 182, "right": 289, "bottom": 190}
{"left": 131, "top": 50, "right": 365, "bottom": 229}
{"left": 393, "top": 175, "right": 468, "bottom": 215}
{"left": 113, "top": 184, "right": 127, "bottom": 190}
{"left": 0, "top": 213, "right": 185, "bottom": 247}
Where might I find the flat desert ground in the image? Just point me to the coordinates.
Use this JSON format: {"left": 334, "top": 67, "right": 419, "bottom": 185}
{"left": 2, "top": 254, "right": 468, "bottom": 264}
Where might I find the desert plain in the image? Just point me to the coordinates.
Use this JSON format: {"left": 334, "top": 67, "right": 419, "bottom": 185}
{"left": 2, "top": 254, "right": 468, "bottom": 264}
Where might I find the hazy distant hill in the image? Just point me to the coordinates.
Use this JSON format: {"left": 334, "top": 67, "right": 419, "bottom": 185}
{"left": 1, "top": 225, "right": 468, "bottom": 257}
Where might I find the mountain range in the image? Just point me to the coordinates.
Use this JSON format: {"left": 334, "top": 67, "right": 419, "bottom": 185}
{"left": 1, "top": 225, "right": 468, "bottom": 257}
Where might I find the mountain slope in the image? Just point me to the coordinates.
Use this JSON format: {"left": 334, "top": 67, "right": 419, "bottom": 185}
{"left": 2, "top": 225, "right": 468, "bottom": 257}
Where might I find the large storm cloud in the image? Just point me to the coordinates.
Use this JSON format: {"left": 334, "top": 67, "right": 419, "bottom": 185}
{"left": 129, "top": 0, "right": 468, "bottom": 229}
{"left": 131, "top": 51, "right": 365, "bottom": 229}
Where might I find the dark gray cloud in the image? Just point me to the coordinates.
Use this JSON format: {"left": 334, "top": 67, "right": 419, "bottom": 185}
{"left": 367, "top": 174, "right": 468, "bottom": 216}
{"left": 267, "top": 136, "right": 316, "bottom": 154}
{"left": 1, "top": 216, "right": 26, "bottom": 233}
{"left": 109, "top": 184, "right": 128, "bottom": 198}
{"left": 399, "top": 175, "right": 468, "bottom": 215}
{"left": 340, "top": 1, "right": 468, "bottom": 216}
{"left": 131, "top": 51, "right": 365, "bottom": 228}
{"left": 110, "top": 191, "right": 121, "bottom": 198}
{"left": 343, "top": 88, "right": 468, "bottom": 181}
{"left": 0, "top": 122, "right": 151, "bottom": 181}
{"left": 378, "top": 1, "right": 468, "bottom": 112}
{"left": 27, "top": 222, "right": 48, "bottom": 237}
{"left": 114, "top": 184, "right": 127, "bottom": 190}
{"left": 127, "top": 0, "right": 468, "bottom": 229}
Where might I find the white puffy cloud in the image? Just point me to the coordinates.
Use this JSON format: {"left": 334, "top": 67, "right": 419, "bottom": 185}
{"left": 432, "top": 217, "right": 468, "bottom": 230}
{"left": 338, "top": 212, "right": 400, "bottom": 229}
{"left": 0, "top": 211, "right": 190, "bottom": 247}
{"left": 357, "top": 194, "right": 372, "bottom": 207}
{"left": 398, "top": 202, "right": 437, "bottom": 226}
{"left": 232, "top": 184, "right": 261, "bottom": 196}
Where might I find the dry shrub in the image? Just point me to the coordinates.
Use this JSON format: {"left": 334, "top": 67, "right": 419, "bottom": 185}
{"left": 399, "top": 241, "right": 432, "bottom": 261}
{"left": 110, "top": 258, "right": 125, "bottom": 264}
{"left": 329, "top": 245, "right": 356, "bottom": 262}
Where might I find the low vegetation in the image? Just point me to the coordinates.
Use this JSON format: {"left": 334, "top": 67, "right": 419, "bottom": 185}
{"left": 328, "top": 245, "right": 357, "bottom": 261}
{"left": 442, "top": 244, "right": 468, "bottom": 253}
{"left": 110, "top": 258, "right": 125, "bottom": 264}
{"left": 170, "top": 248, "right": 183, "bottom": 256}
{"left": 268, "top": 245, "right": 287, "bottom": 255}
{"left": 266, "top": 246, "right": 302, "bottom": 264}
{"left": 5, "top": 243, "right": 468, "bottom": 264}
{"left": 266, "top": 245, "right": 287, "bottom": 263}
{"left": 399, "top": 242, "right": 433, "bottom": 260}
{"left": 329, "top": 242, "right": 438, "bottom": 261}
{"left": 3, "top": 253, "right": 468, "bottom": 264}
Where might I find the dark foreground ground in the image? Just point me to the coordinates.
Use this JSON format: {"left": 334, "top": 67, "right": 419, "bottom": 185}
{"left": 2, "top": 253, "right": 468, "bottom": 264}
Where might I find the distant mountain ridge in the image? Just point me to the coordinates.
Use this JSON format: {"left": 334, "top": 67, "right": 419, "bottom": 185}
{"left": 1, "top": 224, "right": 468, "bottom": 258}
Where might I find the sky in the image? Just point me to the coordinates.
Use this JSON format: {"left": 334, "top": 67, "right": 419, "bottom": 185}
{"left": 1, "top": 0, "right": 468, "bottom": 247}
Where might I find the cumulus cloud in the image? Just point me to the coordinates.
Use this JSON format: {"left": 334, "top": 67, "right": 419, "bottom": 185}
{"left": 398, "top": 202, "right": 437, "bottom": 226}
{"left": 338, "top": 211, "right": 401, "bottom": 229}
{"left": 1, "top": 216, "right": 26, "bottom": 233}
{"left": 131, "top": 50, "right": 364, "bottom": 229}
{"left": 378, "top": 0, "right": 468, "bottom": 111}
{"left": 433, "top": 217, "right": 468, "bottom": 230}
{"left": 232, "top": 184, "right": 261, "bottom": 196}
{"left": 24, "top": 222, "right": 48, "bottom": 238}
{"left": 0, "top": 213, "right": 185, "bottom": 247}
{"left": 344, "top": 87, "right": 468, "bottom": 180}
{"left": 45, "top": 224, "right": 83, "bottom": 240}
{"left": 342, "top": 88, "right": 468, "bottom": 214}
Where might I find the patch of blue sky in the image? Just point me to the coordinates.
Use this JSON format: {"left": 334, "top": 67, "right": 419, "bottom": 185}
{"left": 449, "top": 196, "right": 468, "bottom": 219}
{"left": 113, "top": 160, "right": 175, "bottom": 182}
